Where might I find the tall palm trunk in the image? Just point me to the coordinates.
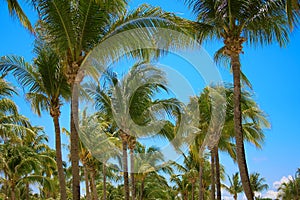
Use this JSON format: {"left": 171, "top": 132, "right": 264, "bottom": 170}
{"left": 52, "top": 114, "right": 67, "bottom": 200}
{"left": 140, "top": 179, "right": 145, "bottom": 200}
{"left": 191, "top": 182, "right": 195, "bottom": 200}
{"left": 103, "top": 161, "right": 107, "bottom": 200}
{"left": 210, "top": 148, "right": 216, "bottom": 200}
{"left": 70, "top": 82, "right": 80, "bottom": 200}
{"left": 129, "top": 138, "right": 136, "bottom": 200}
{"left": 90, "top": 168, "right": 99, "bottom": 200}
{"left": 231, "top": 50, "right": 254, "bottom": 200}
{"left": 198, "top": 162, "right": 203, "bottom": 200}
{"left": 26, "top": 182, "right": 30, "bottom": 200}
{"left": 214, "top": 146, "right": 221, "bottom": 200}
{"left": 84, "top": 166, "right": 91, "bottom": 200}
{"left": 121, "top": 132, "right": 130, "bottom": 200}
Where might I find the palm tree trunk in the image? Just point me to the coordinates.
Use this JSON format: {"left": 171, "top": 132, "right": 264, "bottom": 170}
{"left": 103, "top": 162, "right": 107, "bottom": 200}
{"left": 26, "top": 182, "right": 30, "bottom": 200}
{"left": 234, "top": 194, "right": 238, "bottom": 200}
{"left": 210, "top": 149, "right": 216, "bottom": 200}
{"left": 231, "top": 52, "right": 254, "bottom": 200}
{"left": 84, "top": 166, "right": 91, "bottom": 200}
{"left": 198, "top": 162, "right": 203, "bottom": 200}
{"left": 140, "top": 179, "right": 145, "bottom": 200}
{"left": 214, "top": 146, "right": 221, "bottom": 200}
{"left": 191, "top": 182, "right": 195, "bottom": 200}
{"left": 52, "top": 115, "right": 67, "bottom": 200}
{"left": 121, "top": 133, "right": 130, "bottom": 200}
{"left": 130, "top": 144, "right": 136, "bottom": 200}
{"left": 70, "top": 82, "right": 81, "bottom": 200}
{"left": 91, "top": 169, "right": 99, "bottom": 200}
{"left": 11, "top": 182, "right": 15, "bottom": 200}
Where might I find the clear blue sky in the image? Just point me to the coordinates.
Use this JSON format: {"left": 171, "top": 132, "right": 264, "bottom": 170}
{"left": 1, "top": 0, "right": 300, "bottom": 198}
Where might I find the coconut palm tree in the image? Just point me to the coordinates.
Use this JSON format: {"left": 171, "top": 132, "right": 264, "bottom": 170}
{"left": 0, "top": 76, "right": 34, "bottom": 141}
{"left": 34, "top": 1, "right": 193, "bottom": 197}
{"left": 250, "top": 172, "right": 269, "bottom": 198}
{"left": 0, "top": 44, "right": 70, "bottom": 199}
{"left": 182, "top": 1, "right": 289, "bottom": 198}
{"left": 278, "top": 169, "right": 300, "bottom": 200}
{"left": 223, "top": 173, "right": 243, "bottom": 200}
{"left": 87, "top": 62, "right": 181, "bottom": 200}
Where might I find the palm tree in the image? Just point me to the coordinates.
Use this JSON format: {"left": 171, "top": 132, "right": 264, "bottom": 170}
{"left": 223, "top": 173, "right": 243, "bottom": 200}
{"left": 35, "top": 1, "right": 192, "bottom": 198}
{"left": 87, "top": 62, "right": 181, "bottom": 200}
{"left": 182, "top": 1, "right": 289, "bottom": 198}
{"left": 250, "top": 172, "right": 269, "bottom": 198}
{"left": 0, "top": 44, "right": 70, "bottom": 199}
{"left": 278, "top": 169, "right": 300, "bottom": 200}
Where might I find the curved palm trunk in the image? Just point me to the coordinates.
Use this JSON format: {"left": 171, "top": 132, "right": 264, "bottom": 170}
{"left": 103, "top": 161, "right": 107, "bottom": 200}
{"left": 198, "top": 162, "right": 203, "bottom": 200}
{"left": 70, "top": 82, "right": 80, "bottom": 200}
{"left": 84, "top": 166, "right": 91, "bottom": 200}
{"left": 231, "top": 52, "right": 254, "bottom": 200}
{"left": 214, "top": 146, "right": 221, "bottom": 200}
{"left": 121, "top": 133, "right": 130, "bottom": 200}
{"left": 210, "top": 149, "right": 216, "bottom": 200}
{"left": 52, "top": 115, "right": 67, "bottom": 200}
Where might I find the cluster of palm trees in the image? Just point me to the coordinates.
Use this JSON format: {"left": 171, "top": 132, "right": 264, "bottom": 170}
{"left": 1, "top": 0, "right": 299, "bottom": 199}
{"left": 278, "top": 168, "right": 300, "bottom": 199}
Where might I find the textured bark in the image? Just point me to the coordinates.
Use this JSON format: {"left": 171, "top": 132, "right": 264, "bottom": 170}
{"left": 231, "top": 52, "right": 254, "bottom": 200}
{"left": 52, "top": 115, "right": 67, "bottom": 200}
{"left": 84, "top": 166, "right": 91, "bottom": 200}
{"left": 70, "top": 82, "right": 80, "bottom": 200}
{"left": 210, "top": 149, "right": 216, "bottom": 200}
{"left": 215, "top": 146, "right": 221, "bottom": 200}
{"left": 198, "top": 163, "right": 203, "bottom": 200}
{"left": 121, "top": 132, "right": 130, "bottom": 200}
{"left": 91, "top": 169, "right": 99, "bottom": 200}
{"left": 103, "top": 162, "right": 107, "bottom": 200}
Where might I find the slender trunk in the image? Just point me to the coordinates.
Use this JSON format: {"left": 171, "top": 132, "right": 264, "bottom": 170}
{"left": 25, "top": 182, "right": 30, "bottom": 200}
{"left": 210, "top": 149, "right": 216, "bottom": 200}
{"left": 103, "top": 162, "right": 107, "bottom": 200}
{"left": 122, "top": 138, "right": 130, "bottom": 200}
{"left": 139, "top": 179, "right": 145, "bottom": 200}
{"left": 231, "top": 52, "right": 254, "bottom": 200}
{"left": 11, "top": 182, "right": 15, "bottom": 200}
{"left": 53, "top": 115, "right": 67, "bottom": 200}
{"left": 84, "top": 166, "right": 91, "bottom": 200}
{"left": 191, "top": 182, "right": 195, "bottom": 200}
{"left": 71, "top": 82, "right": 80, "bottom": 200}
{"left": 91, "top": 169, "right": 99, "bottom": 200}
{"left": 130, "top": 147, "right": 136, "bottom": 200}
{"left": 234, "top": 194, "right": 237, "bottom": 200}
{"left": 198, "top": 162, "right": 203, "bottom": 200}
{"left": 215, "top": 146, "right": 221, "bottom": 200}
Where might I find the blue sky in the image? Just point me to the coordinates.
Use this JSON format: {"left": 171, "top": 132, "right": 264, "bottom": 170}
{"left": 1, "top": 0, "right": 300, "bottom": 199}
